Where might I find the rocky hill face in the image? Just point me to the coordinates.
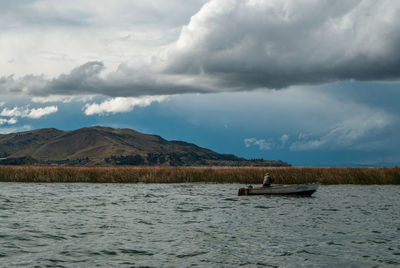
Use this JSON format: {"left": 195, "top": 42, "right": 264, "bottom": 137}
{"left": 0, "top": 126, "right": 290, "bottom": 166}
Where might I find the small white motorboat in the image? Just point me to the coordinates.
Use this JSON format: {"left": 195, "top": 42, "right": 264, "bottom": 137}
{"left": 238, "top": 183, "right": 320, "bottom": 196}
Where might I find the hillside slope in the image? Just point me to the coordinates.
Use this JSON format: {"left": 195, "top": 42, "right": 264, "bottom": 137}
{"left": 0, "top": 126, "right": 290, "bottom": 166}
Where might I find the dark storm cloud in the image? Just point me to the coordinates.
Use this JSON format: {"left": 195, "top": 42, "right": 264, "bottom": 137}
{"left": 166, "top": 0, "right": 400, "bottom": 88}
{"left": 0, "top": 61, "right": 215, "bottom": 97}
{"left": 42, "top": 62, "right": 104, "bottom": 95}
{"left": 1, "top": 0, "right": 400, "bottom": 97}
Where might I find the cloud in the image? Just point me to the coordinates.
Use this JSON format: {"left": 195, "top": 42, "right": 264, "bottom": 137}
{"left": 0, "top": 74, "right": 47, "bottom": 95}
{"left": 244, "top": 138, "right": 271, "bottom": 150}
{"left": 160, "top": 86, "right": 398, "bottom": 155}
{"left": 32, "top": 95, "right": 94, "bottom": 103}
{"left": 0, "top": 61, "right": 218, "bottom": 97}
{"left": 83, "top": 95, "right": 167, "bottom": 115}
{"left": 244, "top": 135, "right": 289, "bottom": 151}
{"left": 0, "top": 117, "right": 17, "bottom": 126}
{"left": 1, "top": 0, "right": 400, "bottom": 98}
{"left": 27, "top": 106, "right": 58, "bottom": 119}
{"left": 280, "top": 134, "right": 289, "bottom": 145}
{"left": 0, "top": 107, "right": 26, "bottom": 117}
{"left": 0, "top": 0, "right": 209, "bottom": 29}
{"left": 166, "top": 0, "right": 400, "bottom": 88}
{"left": 0, "top": 124, "right": 31, "bottom": 134}
{"left": 290, "top": 110, "right": 391, "bottom": 151}
{"left": 0, "top": 105, "right": 58, "bottom": 119}
{"left": 0, "top": 0, "right": 209, "bottom": 77}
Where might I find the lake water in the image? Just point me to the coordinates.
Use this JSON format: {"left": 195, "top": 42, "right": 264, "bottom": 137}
{"left": 0, "top": 183, "right": 399, "bottom": 267}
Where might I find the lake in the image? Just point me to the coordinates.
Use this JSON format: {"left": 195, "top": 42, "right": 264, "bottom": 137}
{"left": 0, "top": 183, "right": 399, "bottom": 267}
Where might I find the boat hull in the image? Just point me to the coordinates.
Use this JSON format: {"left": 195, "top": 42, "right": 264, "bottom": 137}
{"left": 238, "top": 183, "right": 319, "bottom": 196}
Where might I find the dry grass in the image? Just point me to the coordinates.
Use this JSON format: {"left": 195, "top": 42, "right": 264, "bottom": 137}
{"left": 0, "top": 166, "right": 399, "bottom": 184}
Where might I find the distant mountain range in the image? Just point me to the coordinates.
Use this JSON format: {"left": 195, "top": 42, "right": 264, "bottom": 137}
{"left": 0, "top": 126, "right": 290, "bottom": 166}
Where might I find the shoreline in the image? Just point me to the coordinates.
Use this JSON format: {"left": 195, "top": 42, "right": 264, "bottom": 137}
{"left": 0, "top": 166, "right": 399, "bottom": 184}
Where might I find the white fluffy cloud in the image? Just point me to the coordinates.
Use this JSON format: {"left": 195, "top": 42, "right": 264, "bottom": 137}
{"left": 0, "top": 124, "right": 32, "bottom": 134}
{"left": 244, "top": 138, "right": 271, "bottom": 150}
{"left": 0, "top": 117, "right": 17, "bottom": 126}
{"left": 27, "top": 106, "right": 58, "bottom": 119}
{"left": 83, "top": 96, "right": 166, "bottom": 115}
{"left": 0, "top": 105, "right": 58, "bottom": 119}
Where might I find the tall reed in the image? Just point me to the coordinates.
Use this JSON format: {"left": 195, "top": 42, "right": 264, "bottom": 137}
{"left": 0, "top": 166, "right": 399, "bottom": 184}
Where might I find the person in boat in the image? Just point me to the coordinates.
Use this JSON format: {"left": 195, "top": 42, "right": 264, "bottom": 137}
{"left": 263, "top": 173, "right": 274, "bottom": 187}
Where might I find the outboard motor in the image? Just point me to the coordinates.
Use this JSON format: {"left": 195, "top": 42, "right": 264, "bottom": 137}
{"left": 238, "top": 187, "right": 250, "bottom": 196}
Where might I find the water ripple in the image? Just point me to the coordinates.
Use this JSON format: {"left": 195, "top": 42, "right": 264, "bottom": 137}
{"left": 0, "top": 183, "right": 399, "bottom": 267}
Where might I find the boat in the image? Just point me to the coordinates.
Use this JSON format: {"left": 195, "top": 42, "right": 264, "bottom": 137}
{"left": 238, "top": 183, "right": 320, "bottom": 196}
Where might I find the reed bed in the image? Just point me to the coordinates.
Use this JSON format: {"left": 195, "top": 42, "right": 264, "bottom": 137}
{"left": 0, "top": 166, "right": 399, "bottom": 184}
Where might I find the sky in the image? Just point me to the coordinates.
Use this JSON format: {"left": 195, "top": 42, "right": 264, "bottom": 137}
{"left": 1, "top": 0, "right": 400, "bottom": 166}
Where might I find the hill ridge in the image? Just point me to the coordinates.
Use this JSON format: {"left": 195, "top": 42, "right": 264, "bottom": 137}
{"left": 0, "top": 126, "right": 290, "bottom": 166}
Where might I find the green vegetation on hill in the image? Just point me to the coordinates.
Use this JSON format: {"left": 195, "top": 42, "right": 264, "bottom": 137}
{"left": 104, "top": 153, "right": 289, "bottom": 167}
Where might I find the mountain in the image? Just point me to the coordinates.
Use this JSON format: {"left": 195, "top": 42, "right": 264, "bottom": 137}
{"left": 0, "top": 126, "right": 290, "bottom": 166}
